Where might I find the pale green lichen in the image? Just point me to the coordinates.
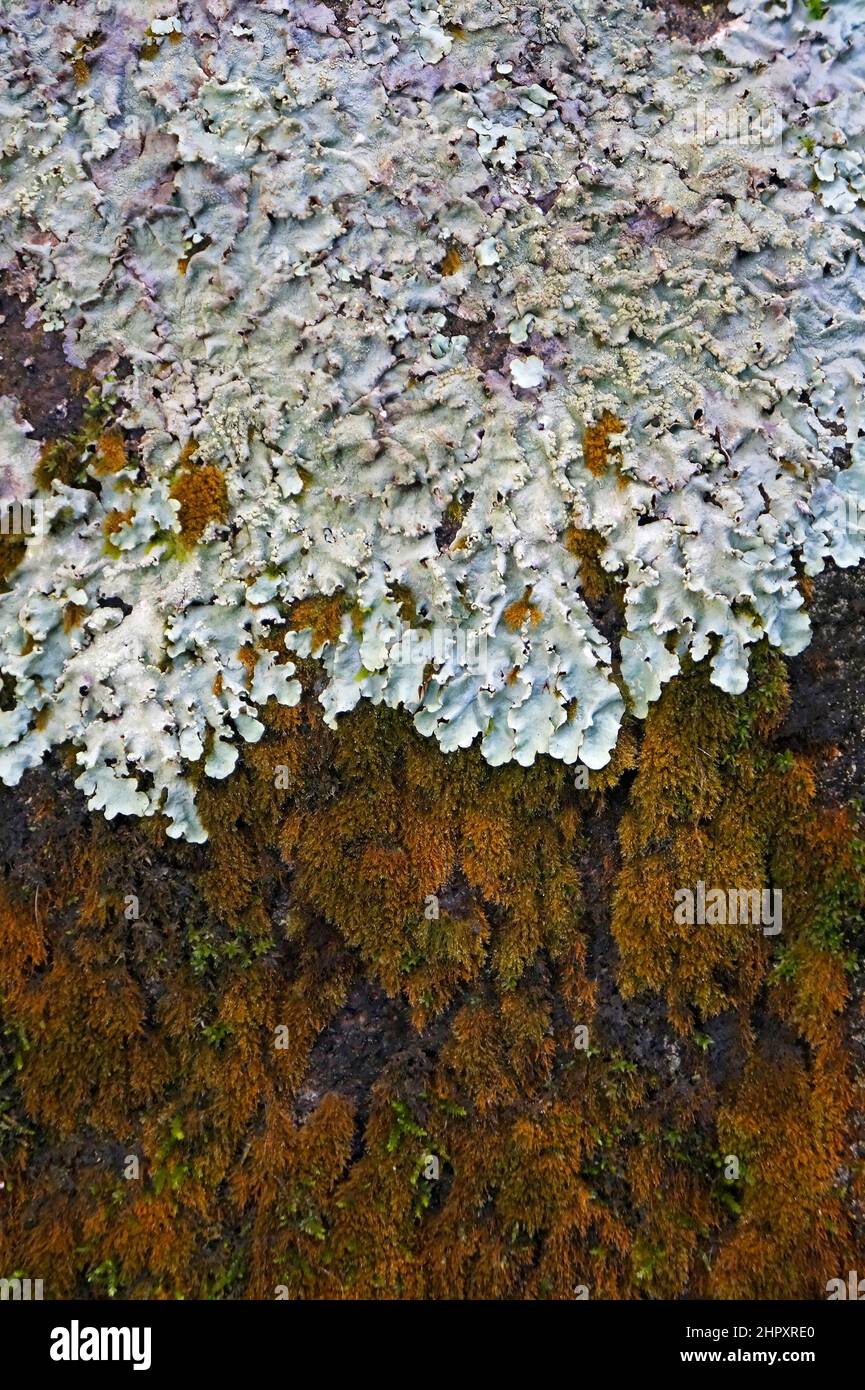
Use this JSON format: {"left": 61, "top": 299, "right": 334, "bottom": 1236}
{"left": 0, "top": 0, "right": 863, "bottom": 837}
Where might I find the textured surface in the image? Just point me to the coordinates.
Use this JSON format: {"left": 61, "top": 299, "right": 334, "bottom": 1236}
{"left": 2, "top": 0, "right": 865, "bottom": 1309}
{"left": 0, "top": 0, "right": 864, "bottom": 845}
{"left": 1, "top": 627, "right": 863, "bottom": 1300}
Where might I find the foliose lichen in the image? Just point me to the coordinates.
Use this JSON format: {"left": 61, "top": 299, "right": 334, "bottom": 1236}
{"left": 1, "top": 0, "right": 864, "bottom": 837}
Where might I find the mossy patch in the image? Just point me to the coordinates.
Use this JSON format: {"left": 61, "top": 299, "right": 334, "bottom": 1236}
{"left": 170, "top": 464, "right": 228, "bottom": 543}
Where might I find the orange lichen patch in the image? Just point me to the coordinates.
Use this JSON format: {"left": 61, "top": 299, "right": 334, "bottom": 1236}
{"left": 503, "top": 588, "right": 542, "bottom": 631}
{"left": 440, "top": 244, "right": 462, "bottom": 277}
{"left": 212, "top": 671, "right": 224, "bottom": 697}
{"left": 170, "top": 464, "right": 228, "bottom": 542}
{"left": 583, "top": 411, "right": 625, "bottom": 477}
{"left": 72, "top": 58, "right": 90, "bottom": 86}
{"left": 93, "top": 430, "right": 127, "bottom": 475}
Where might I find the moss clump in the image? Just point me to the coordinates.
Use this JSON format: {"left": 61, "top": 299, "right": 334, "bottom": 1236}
{"left": 503, "top": 588, "right": 542, "bottom": 631}
{"left": 92, "top": 430, "right": 127, "bottom": 476}
{"left": 0, "top": 536, "right": 26, "bottom": 584}
{"left": 440, "top": 245, "right": 462, "bottom": 277}
{"left": 286, "top": 593, "right": 348, "bottom": 652}
{"left": 0, "top": 636, "right": 861, "bottom": 1301}
{"left": 611, "top": 647, "right": 793, "bottom": 1022}
{"left": 565, "top": 526, "right": 622, "bottom": 609}
{"left": 582, "top": 412, "right": 625, "bottom": 478}
{"left": 170, "top": 464, "right": 228, "bottom": 542}
{"left": 34, "top": 387, "right": 113, "bottom": 491}
{"left": 103, "top": 507, "right": 133, "bottom": 540}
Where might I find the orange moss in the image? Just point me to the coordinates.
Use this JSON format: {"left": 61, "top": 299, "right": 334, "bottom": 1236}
{"left": 237, "top": 644, "right": 257, "bottom": 684}
{"left": 170, "top": 464, "right": 228, "bottom": 542}
{"left": 582, "top": 411, "right": 625, "bottom": 477}
{"left": 503, "top": 588, "right": 542, "bottom": 630}
{"left": 103, "top": 506, "right": 133, "bottom": 539}
{"left": 611, "top": 649, "right": 792, "bottom": 1024}
{"left": 34, "top": 388, "right": 107, "bottom": 491}
{"left": 565, "top": 526, "right": 618, "bottom": 606}
{"left": 711, "top": 1046, "right": 854, "bottom": 1298}
{"left": 0, "top": 535, "right": 26, "bottom": 582}
{"left": 0, "top": 626, "right": 862, "bottom": 1302}
{"left": 286, "top": 593, "right": 347, "bottom": 653}
{"left": 93, "top": 430, "right": 127, "bottom": 475}
{"left": 440, "top": 245, "right": 462, "bottom": 276}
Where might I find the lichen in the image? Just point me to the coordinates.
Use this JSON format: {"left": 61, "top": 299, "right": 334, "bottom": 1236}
{"left": 0, "top": 0, "right": 863, "bottom": 841}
